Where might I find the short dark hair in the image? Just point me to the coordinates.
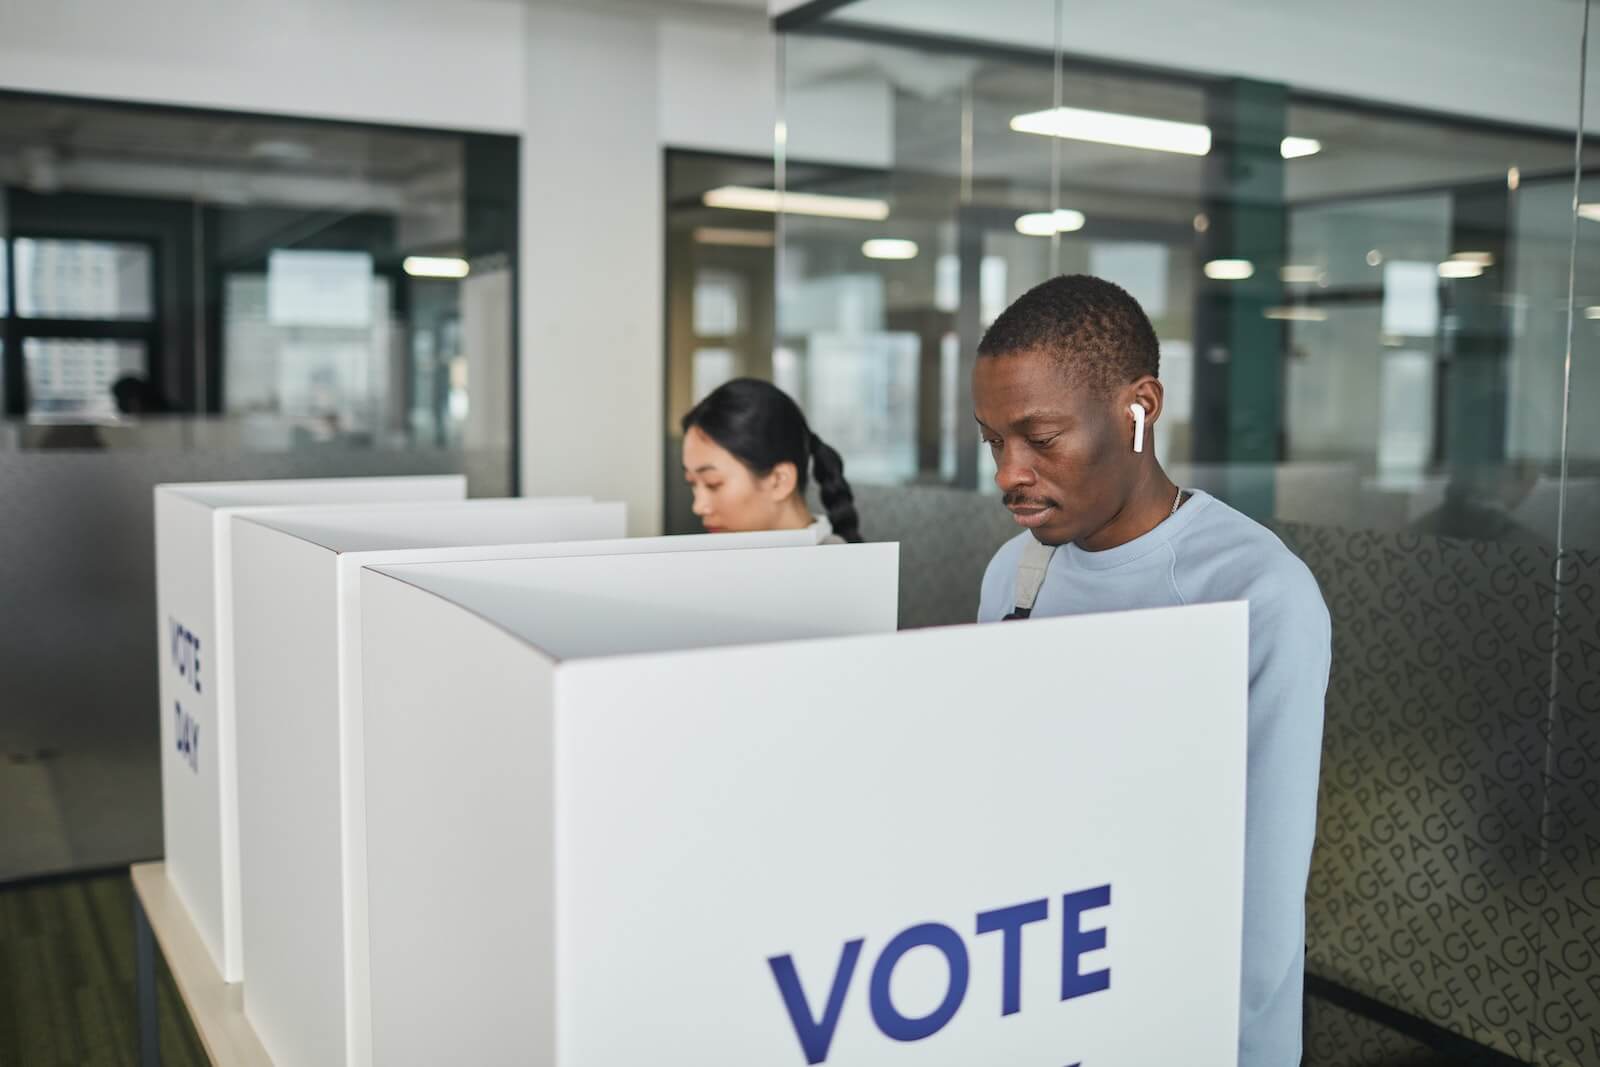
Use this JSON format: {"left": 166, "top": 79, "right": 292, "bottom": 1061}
{"left": 978, "top": 274, "right": 1160, "bottom": 394}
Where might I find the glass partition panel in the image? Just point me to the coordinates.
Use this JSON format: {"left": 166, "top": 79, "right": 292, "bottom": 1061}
{"left": 0, "top": 92, "right": 518, "bottom": 881}
{"left": 776, "top": 2, "right": 1597, "bottom": 1063}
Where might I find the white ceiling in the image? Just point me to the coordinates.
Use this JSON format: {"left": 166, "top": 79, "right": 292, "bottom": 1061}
{"left": 778, "top": 27, "right": 1588, "bottom": 214}
{"left": 812, "top": 0, "right": 1600, "bottom": 136}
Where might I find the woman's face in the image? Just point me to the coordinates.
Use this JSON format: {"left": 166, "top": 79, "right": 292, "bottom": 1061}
{"left": 681, "top": 426, "right": 797, "bottom": 533}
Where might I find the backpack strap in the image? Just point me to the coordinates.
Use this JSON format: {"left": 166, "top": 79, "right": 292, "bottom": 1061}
{"left": 1004, "top": 537, "right": 1058, "bottom": 621}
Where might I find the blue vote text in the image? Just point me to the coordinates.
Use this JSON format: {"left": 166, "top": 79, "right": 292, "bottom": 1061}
{"left": 767, "top": 884, "right": 1112, "bottom": 1064}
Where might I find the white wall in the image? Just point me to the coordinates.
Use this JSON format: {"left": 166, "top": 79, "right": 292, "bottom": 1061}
{"left": 657, "top": 5, "right": 899, "bottom": 166}
{"left": 659, "top": 14, "right": 777, "bottom": 158}
{"left": 0, "top": 0, "right": 525, "bottom": 133}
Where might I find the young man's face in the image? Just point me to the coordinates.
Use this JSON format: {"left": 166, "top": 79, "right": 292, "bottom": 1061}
{"left": 973, "top": 349, "right": 1132, "bottom": 547}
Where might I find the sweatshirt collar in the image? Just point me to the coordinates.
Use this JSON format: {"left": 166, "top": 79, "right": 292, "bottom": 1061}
{"left": 1056, "top": 488, "right": 1215, "bottom": 571}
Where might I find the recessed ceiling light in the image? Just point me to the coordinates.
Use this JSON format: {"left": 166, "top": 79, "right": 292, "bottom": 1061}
{"left": 703, "top": 186, "right": 889, "bottom": 221}
{"left": 1451, "top": 251, "right": 1495, "bottom": 267}
{"left": 1011, "top": 106, "right": 1211, "bottom": 156}
{"left": 1014, "top": 209, "right": 1087, "bottom": 237}
{"left": 862, "top": 238, "right": 918, "bottom": 260}
{"left": 1579, "top": 203, "right": 1600, "bottom": 223}
{"left": 693, "top": 227, "right": 775, "bottom": 248}
{"left": 1438, "top": 260, "right": 1484, "bottom": 279}
{"left": 1204, "top": 259, "right": 1255, "bottom": 281}
{"left": 1280, "top": 137, "right": 1322, "bottom": 159}
{"left": 1264, "top": 306, "right": 1329, "bottom": 322}
{"left": 403, "top": 256, "right": 470, "bottom": 279}
{"left": 1010, "top": 108, "right": 1322, "bottom": 162}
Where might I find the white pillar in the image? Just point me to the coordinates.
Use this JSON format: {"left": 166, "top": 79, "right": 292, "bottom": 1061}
{"left": 521, "top": 3, "right": 664, "bottom": 535}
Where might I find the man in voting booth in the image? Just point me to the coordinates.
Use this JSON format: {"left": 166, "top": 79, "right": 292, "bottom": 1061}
{"left": 974, "top": 275, "right": 1332, "bottom": 1067}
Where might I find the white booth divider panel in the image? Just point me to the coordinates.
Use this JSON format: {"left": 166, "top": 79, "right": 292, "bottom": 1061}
{"left": 230, "top": 499, "right": 623, "bottom": 1067}
{"left": 224, "top": 496, "right": 600, "bottom": 553}
{"left": 360, "top": 552, "right": 1244, "bottom": 1067}
{"left": 230, "top": 515, "right": 834, "bottom": 1067}
{"left": 157, "top": 477, "right": 471, "bottom": 512}
{"left": 153, "top": 474, "right": 465, "bottom": 982}
{"left": 360, "top": 544, "right": 900, "bottom": 1067}
{"left": 378, "top": 542, "right": 901, "bottom": 659}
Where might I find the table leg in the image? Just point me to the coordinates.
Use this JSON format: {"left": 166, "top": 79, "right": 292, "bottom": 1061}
{"left": 134, "top": 890, "right": 160, "bottom": 1067}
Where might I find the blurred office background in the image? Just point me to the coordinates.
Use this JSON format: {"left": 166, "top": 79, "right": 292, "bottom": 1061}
{"left": 4, "top": 0, "right": 1600, "bottom": 1063}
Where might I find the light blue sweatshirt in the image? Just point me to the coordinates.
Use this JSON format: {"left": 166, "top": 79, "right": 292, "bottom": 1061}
{"left": 978, "top": 488, "right": 1331, "bottom": 1067}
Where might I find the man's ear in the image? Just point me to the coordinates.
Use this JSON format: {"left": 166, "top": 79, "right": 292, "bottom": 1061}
{"left": 1128, "top": 376, "right": 1165, "bottom": 427}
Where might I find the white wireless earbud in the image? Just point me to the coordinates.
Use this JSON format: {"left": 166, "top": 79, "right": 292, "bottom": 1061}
{"left": 1130, "top": 403, "right": 1146, "bottom": 454}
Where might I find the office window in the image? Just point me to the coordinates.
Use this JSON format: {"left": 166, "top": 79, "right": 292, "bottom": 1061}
{"left": 14, "top": 238, "right": 153, "bottom": 320}
{"left": 693, "top": 270, "right": 745, "bottom": 338}
{"left": 23, "top": 338, "right": 146, "bottom": 418}
{"left": 0, "top": 93, "right": 518, "bottom": 491}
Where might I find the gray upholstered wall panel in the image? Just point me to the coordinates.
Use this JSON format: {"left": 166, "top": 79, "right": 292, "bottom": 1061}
{"left": 1283, "top": 523, "right": 1600, "bottom": 1067}
{"left": 849, "top": 483, "right": 1020, "bottom": 630}
{"left": 1303, "top": 996, "right": 1436, "bottom": 1066}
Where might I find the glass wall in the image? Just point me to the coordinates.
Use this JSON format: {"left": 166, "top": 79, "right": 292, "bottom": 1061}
{"left": 0, "top": 96, "right": 516, "bottom": 478}
{"left": 664, "top": 151, "right": 779, "bottom": 535}
{"left": 756, "top": 2, "right": 1600, "bottom": 1064}
{"left": 0, "top": 92, "right": 517, "bottom": 882}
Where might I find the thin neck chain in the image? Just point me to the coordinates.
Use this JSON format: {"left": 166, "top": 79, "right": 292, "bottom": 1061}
{"left": 1170, "top": 485, "right": 1183, "bottom": 517}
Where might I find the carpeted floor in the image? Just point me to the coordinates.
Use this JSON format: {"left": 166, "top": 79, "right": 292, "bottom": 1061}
{"left": 0, "top": 871, "right": 204, "bottom": 1067}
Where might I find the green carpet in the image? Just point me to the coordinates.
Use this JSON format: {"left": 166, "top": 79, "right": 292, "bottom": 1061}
{"left": 1, "top": 872, "right": 205, "bottom": 1067}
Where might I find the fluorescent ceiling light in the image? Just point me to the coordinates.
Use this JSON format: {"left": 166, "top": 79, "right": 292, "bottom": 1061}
{"left": 1280, "top": 137, "right": 1322, "bottom": 160}
{"left": 1585, "top": 306, "right": 1600, "bottom": 320}
{"left": 1264, "top": 306, "right": 1328, "bottom": 322}
{"left": 862, "top": 238, "right": 918, "bottom": 260}
{"left": 1011, "top": 107, "right": 1321, "bottom": 161}
{"left": 1204, "top": 259, "right": 1255, "bottom": 281}
{"left": 1450, "top": 251, "right": 1495, "bottom": 267}
{"left": 1280, "top": 264, "right": 1323, "bottom": 284}
{"left": 1580, "top": 203, "right": 1600, "bottom": 222}
{"left": 693, "top": 226, "right": 774, "bottom": 248}
{"left": 1011, "top": 106, "right": 1211, "bottom": 156}
{"left": 1015, "top": 209, "right": 1087, "bottom": 237}
{"left": 1438, "top": 260, "right": 1484, "bottom": 279}
{"left": 403, "top": 256, "right": 469, "bottom": 279}
{"left": 702, "top": 186, "right": 889, "bottom": 221}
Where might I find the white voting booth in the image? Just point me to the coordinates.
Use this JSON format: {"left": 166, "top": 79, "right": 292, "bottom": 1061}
{"left": 228, "top": 507, "right": 823, "bottom": 1067}
{"left": 359, "top": 551, "right": 1248, "bottom": 1067}
{"left": 153, "top": 475, "right": 466, "bottom": 984}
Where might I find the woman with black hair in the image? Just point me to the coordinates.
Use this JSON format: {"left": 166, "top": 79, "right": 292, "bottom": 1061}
{"left": 680, "top": 378, "right": 863, "bottom": 544}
